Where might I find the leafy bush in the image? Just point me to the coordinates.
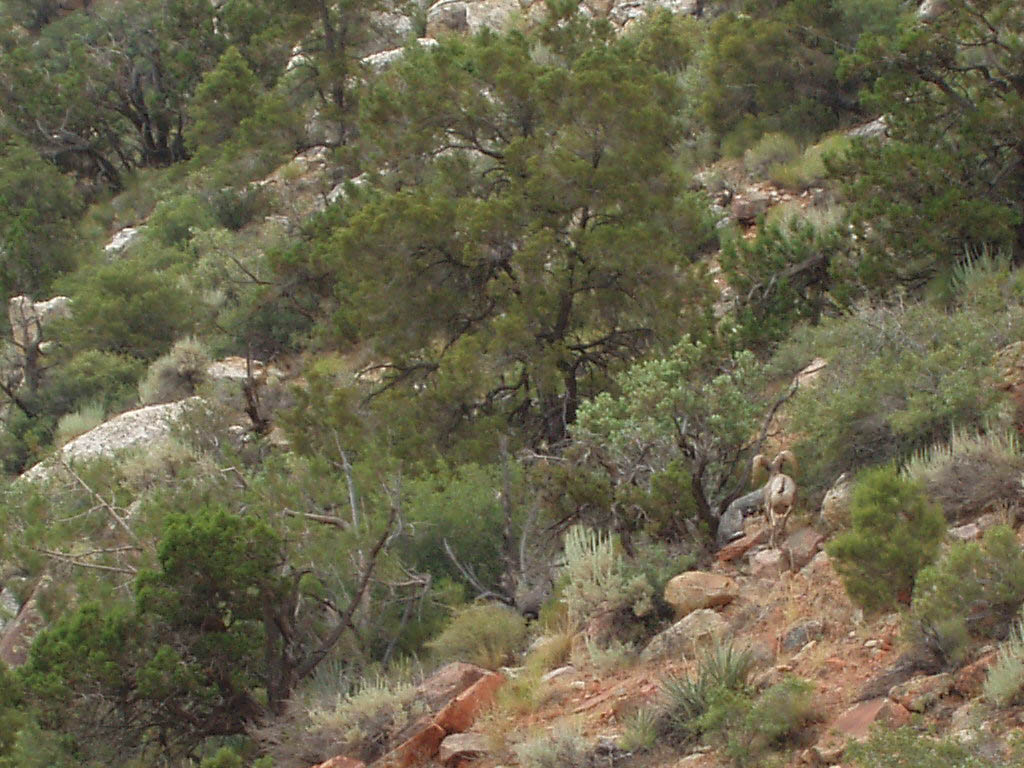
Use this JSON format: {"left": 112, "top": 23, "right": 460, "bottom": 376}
{"left": 658, "top": 642, "right": 755, "bottom": 744}
{"left": 744, "top": 132, "right": 801, "bottom": 177}
{"left": 907, "top": 525, "right": 1024, "bottom": 666}
{"left": 699, "top": 677, "right": 817, "bottom": 768}
{"left": 208, "top": 184, "right": 272, "bottom": 232}
{"left": 847, "top": 726, "right": 1007, "bottom": 768}
{"left": 53, "top": 403, "right": 104, "bottom": 447}
{"left": 769, "top": 133, "right": 851, "bottom": 190}
{"left": 826, "top": 466, "right": 945, "bottom": 612}
{"left": 138, "top": 337, "right": 211, "bottom": 405}
{"left": 772, "top": 295, "right": 1022, "bottom": 493}
{"left": 983, "top": 612, "right": 1024, "bottom": 708}
{"left": 903, "top": 429, "right": 1024, "bottom": 523}
{"left": 41, "top": 350, "right": 144, "bottom": 416}
{"left": 514, "top": 723, "right": 592, "bottom": 768}
{"left": 147, "top": 193, "right": 215, "bottom": 247}
{"left": 562, "top": 526, "right": 654, "bottom": 641}
{"left": 426, "top": 602, "right": 528, "bottom": 670}
{"left": 305, "top": 677, "right": 426, "bottom": 764}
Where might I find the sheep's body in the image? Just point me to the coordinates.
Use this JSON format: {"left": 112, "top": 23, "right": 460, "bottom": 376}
{"left": 753, "top": 451, "right": 798, "bottom": 548}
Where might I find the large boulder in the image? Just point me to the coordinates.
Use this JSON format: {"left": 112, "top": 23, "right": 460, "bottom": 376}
{"left": 819, "top": 473, "right": 852, "bottom": 531}
{"left": 20, "top": 397, "right": 202, "bottom": 483}
{"left": 663, "top": 572, "right": 738, "bottom": 619}
{"left": 781, "top": 527, "right": 825, "bottom": 572}
{"left": 640, "top": 609, "right": 729, "bottom": 662}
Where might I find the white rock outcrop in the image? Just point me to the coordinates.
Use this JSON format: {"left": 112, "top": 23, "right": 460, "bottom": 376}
{"left": 20, "top": 398, "right": 202, "bottom": 483}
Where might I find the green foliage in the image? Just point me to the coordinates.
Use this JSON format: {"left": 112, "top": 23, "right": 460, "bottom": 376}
{"left": 768, "top": 133, "right": 851, "bottom": 189}
{"left": 426, "top": 602, "right": 528, "bottom": 670}
{"left": 847, "top": 726, "right": 1005, "bottom": 768}
{"left": 619, "top": 706, "right": 658, "bottom": 752}
{"left": 772, "top": 293, "right": 1023, "bottom": 491}
{"left": 658, "top": 642, "right": 755, "bottom": 744}
{"left": 983, "top": 612, "right": 1024, "bottom": 708}
{"left": 59, "top": 258, "right": 195, "bottom": 360}
{"left": 835, "top": 0, "right": 1024, "bottom": 288}
{"left": 903, "top": 429, "right": 1024, "bottom": 523}
{"left": 743, "top": 132, "right": 801, "bottom": 177}
{"left": 698, "top": 677, "right": 816, "bottom": 768}
{"left": 53, "top": 402, "right": 104, "bottom": 447}
{"left": 574, "top": 339, "right": 766, "bottom": 539}
{"left": 281, "top": 21, "right": 716, "bottom": 448}
{"left": 720, "top": 205, "right": 845, "bottom": 347}
{"left": 699, "top": 10, "right": 846, "bottom": 152}
{"left": 147, "top": 193, "right": 216, "bottom": 247}
{"left": 0, "top": 0, "right": 224, "bottom": 185}
{"left": 186, "top": 46, "right": 261, "bottom": 152}
{"left": 562, "top": 526, "right": 653, "bottom": 635}
{"left": 39, "top": 350, "right": 144, "bottom": 416}
{"left": 0, "top": 138, "right": 82, "bottom": 302}
{"left": 907, "top": 525, "right": 1024, "bottom": 666}
{"left": 304, "top": 676, "right": 426, "bottom": 765}
{"left": 826, "top": 466, "right": 944, "bottom": 612}
{"left": 138, "top": 336, "right": 210, "bottom": 405}
{"left": 208, "top": 184, "right": 273, "bottom": 232}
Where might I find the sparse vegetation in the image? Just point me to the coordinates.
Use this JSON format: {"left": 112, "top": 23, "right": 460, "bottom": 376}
{"left": 983, "top": 612, "right": 1024, "bottom": 708}
{"left": 426, "top": 602, "right": 529, "bottom": 670}
{"left": 514, "top": 723, "right": 592, "bottom": 768}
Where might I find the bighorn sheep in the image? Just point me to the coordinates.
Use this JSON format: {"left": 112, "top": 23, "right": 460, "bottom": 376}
{"left": 752, "top": 451, "right": 798, "bottom": 548}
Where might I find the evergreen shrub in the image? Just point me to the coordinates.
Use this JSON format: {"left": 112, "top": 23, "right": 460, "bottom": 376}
{"left": 826, "top": 466, "right": 944, "bottom": 612}
{"left": 906, "top": 525, "right": 1024, "bottom": 666}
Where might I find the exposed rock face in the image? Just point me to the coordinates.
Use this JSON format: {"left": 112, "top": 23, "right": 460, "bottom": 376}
{"left": 0, "top": 577, "right": 47, "bottom": 667}
{"left": 782, "top": 619, "right": 824, "bottom": 652}
{"left": 663, "top": 571, "right": 738, "bottom": 619}
{"left": 362, "top": 38, "right": 439, "bottom": 70}
{"left": 819, "top": 472, "right": 851, "bottom": 531}
{"left": 20, "top": 397, "right": 202, "bottom": 483}
{"left": 103, "top": 226, "right": 143, "bottom": 255}
{"left": 847, "top": 115, "right": 888, "bottom": 139}
{"left": 640, "top": 608, "right": 729, "bottom": 662}
{"left": 438, "top": 732, "right": 490, "bottom": 766}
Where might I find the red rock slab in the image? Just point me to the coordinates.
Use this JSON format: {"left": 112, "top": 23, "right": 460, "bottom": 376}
{"left": 954, "top": 651, "right": 997, "bottom": 698}
{"left": 376, "top": 723, "right": 446, "bottom": 768}
{"left": 434, "top": 671, "right": 505, "bottom": 734}
{"left": 827, "top": 697, "right": 910, "bottom": 741}
{"left": 716, "top": 529, "right": 767, "bottom": 563}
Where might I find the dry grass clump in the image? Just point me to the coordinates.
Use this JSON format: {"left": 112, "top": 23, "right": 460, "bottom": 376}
{"left": 903, "top": 429, "right": 1024, "bottom": 522}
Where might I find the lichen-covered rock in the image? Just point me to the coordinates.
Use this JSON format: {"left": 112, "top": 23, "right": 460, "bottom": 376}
{"left": 640, "top": 609, "right": 729, "bottom": 662}
{"left": 663, "top": 571, "right": 738, "bottom": 619}
{"left": 437, "top": 732, "right": 490, "bottom": 766}
{"left": 782, "top": 619, "right": 824, "bottom": 652}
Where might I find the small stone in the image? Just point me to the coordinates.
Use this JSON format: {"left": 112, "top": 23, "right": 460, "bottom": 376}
{"left": 864, "top": 639, "right": 879, "bottom": 649}
{"left": 541, "top": 665, "right": 574, "bottom": 683}
{"left": 782, "top": 620, "right": 825, "bottom": 652}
